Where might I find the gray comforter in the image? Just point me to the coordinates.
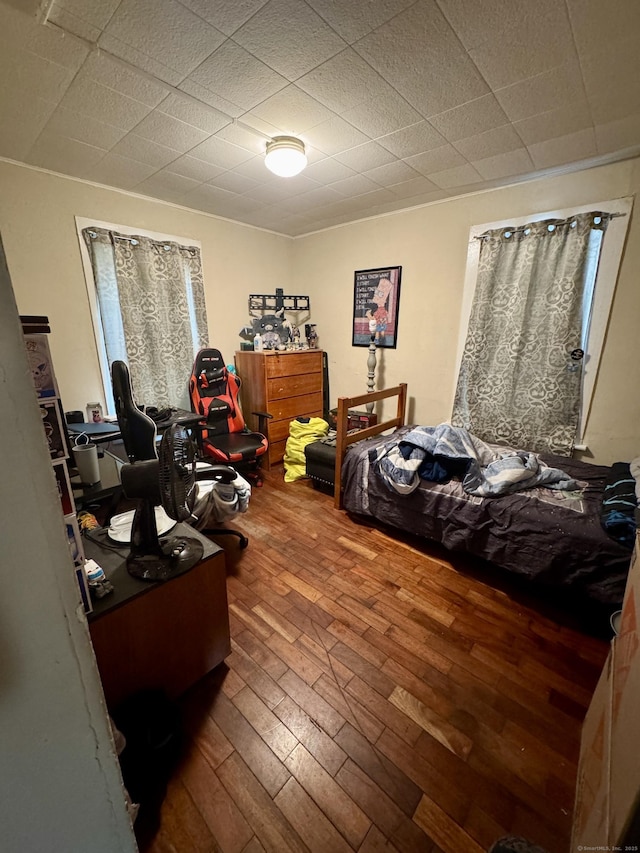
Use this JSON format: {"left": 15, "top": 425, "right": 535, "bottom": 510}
{"left": 372, "top": 423, "right": 578, "bottom": 497}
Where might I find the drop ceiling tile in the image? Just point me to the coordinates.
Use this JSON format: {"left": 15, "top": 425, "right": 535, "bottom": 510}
{"left": 329, "top": 173, "right": 381, "bottom": 197}
{"left": 297, "top": 49, "right": 388, "bottom": 114}
{"left": 178, "top": 78, "right": 244, "bottom": 119}
{"left": 281, "top": 185, "right": 344, "bottom": 211}
{"left": 472, "top": 147, "right": 535, "bottom": 181}
{"left": 494, "top": 60, "right": 587, "bottom": 123}
{"left": 377, "top": 121, "right": 445, "bottom": 158}
{"left": 44, "top": 105, "right": 128, "bottom": 149}
{"left": 231, "top": 155, "right": 282, "bottom": 182}
{"left": 467, "top": 4, "right": 577, "bottom": 90}
{"left": 354, "top": 1, "right": 489, "bottom": 117}
{"left": 341, "top": 89, "right": 422, "bottom": 138}
{"left": 304, "top": 157, "right": 356, "bottom": 183}
{"left": 165, "top": 155, "right": 226, "bottom": 182}
{"left": 428, "top": 163, "right": 483, "bottom": 189}
{"left": 429, "top": 95, "right": 509, "bottom": 143}
{"left": 26, "top": 132, "right": 108, "bottom": 176}
{"left": 0, "top": 95, "right": 57, "bottom": 161}
{"left": 232, "top": 0, "right": 345, "bottom": 80}
{"left": 386, "top": 176, "right": 439, "bottom": 198}
{"left": 188, "top": 135, "right": 255, "bottom": 168}
{"left": 595, "top": 114, "right": 640, "bottom": 155}
{"left": 337, "top": 187, "right": 396, "bottom": 211}
{"left": 513, "top": 102, "right": 593, "bottom": 147}
{"left": 52, "top": 0, "right": 121, "bottom": 32}
{"left": 527, "top": 128, "right": 597, "bottom": 170}
{"left": 246, "top": 85, "right": 333, "bottom": 135}
{"left": 27, "top": 16, "right": 90, "bottom": 69}
{"left": 363, "top": 160, "right": 422, "bottom": 187}
{"left": 454, "top": 124, "right": 522, "bottom": 161}
{"left": 47, "top": 6, "right": 102, "bottom": 42}
{"left": 135, "top": 171, "right": 202, "bottom": 202}
{"left": 103, "top": 0, "right": 225, "bottom": 79}
{"left": 0, "top": 47, "right": 76, "bottom": 104}
{"left": 187, "top": 39, "right": 287, "bottom": 111}
{"left": 567, "top": 0, "right": 640, "bottom": 57}
{"left": 306, "top": 0, "right": 415, "bottom": 43}
{"left": 333, "top": 141, "right": 396, "bottom": 171}
{"left": 132, "top": 110, "right": 209, "bottom": 153}
{"left": 405, "top": 143, "right": 465, "bottom": 175}
{"left": 57, "top": 76, "right": 154, "bottom": 130}
{"left": 181, "top": 183, "right": 239, "bottom": 215}
{"left": 208, "top": 171, "right": 261, "bottom": 194}
{"left": 111, "top": 134, "right": 183, "bottom": 169}
{"left": 97, "top": 32, "right": 185, "bottom": 87}
{"left": 158, "top": 94, "right": 230, "bottom": 135}
{"left": 86, "top": 153, "right": 158, "bottom": 188}
{"left": 215, "top": 122, "right": 267, "bottom": 154}
{"left": 581, "top": 35, "right": 640, "bottom": 124}
{"left": 81, "top": 51, "right": 169, "bottom": 108}
{"left": 303, "top": 115, "right": 369, "bottom": 156}
{"left": 179, "top": 0, "right": 270, "bottom": 36}
{"left": 250, "top": 182, "right": 300, "bottom": 205}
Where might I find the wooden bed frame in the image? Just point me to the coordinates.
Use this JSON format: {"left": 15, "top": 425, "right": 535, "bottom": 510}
{"left": 333, "top": 383, "right": 407, "bottom": 509}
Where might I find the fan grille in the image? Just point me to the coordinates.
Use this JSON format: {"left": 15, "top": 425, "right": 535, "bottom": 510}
{"left": 158, "top": 424, "right": 198, "bottom": 521}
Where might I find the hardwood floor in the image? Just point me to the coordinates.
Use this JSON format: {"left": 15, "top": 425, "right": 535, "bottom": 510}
{"left": 141, "top": 468, "right": 609, "bottom": 853}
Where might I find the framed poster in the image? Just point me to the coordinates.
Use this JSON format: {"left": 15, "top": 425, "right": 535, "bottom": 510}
{"left": 352, "top": 266, "right": 402, "bottom": 348}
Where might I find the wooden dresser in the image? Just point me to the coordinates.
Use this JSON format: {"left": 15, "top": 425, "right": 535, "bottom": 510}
{"left": 235, "top": 349, "right": 324, "bottom": 469}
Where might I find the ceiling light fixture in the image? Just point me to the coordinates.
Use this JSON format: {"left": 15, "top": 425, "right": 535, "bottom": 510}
{"left": 264, "top": 136, "right": 307, "bottom": 177}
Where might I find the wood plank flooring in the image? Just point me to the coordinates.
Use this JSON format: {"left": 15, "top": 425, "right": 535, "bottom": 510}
{"left": 141, "top": 468, "right": 610, "bottom": 853}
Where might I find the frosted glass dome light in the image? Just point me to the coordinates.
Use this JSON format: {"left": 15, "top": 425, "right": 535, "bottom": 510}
{"left": 265, "top": 136, "right": 307, "bottom": 177}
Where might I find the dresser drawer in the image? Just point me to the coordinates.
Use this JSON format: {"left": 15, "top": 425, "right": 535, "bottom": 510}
{"left": 266, "top": 351, "right": 322, "bottom": 378}
{"left": 268, "top": 372, "right": 322, "bottom": 401}
{"left": 267, "top": 392, "right": 323, "bottom": 422}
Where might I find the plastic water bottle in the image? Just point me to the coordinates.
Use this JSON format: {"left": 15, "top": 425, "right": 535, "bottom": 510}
{"left": 253, "top": 333, "right": 263, "bottom": 351}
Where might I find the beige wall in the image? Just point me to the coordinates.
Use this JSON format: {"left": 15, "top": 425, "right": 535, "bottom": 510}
{"left": 0, "top": 159, "right": 291, "bottom": 413}
{"left": 1, "top": 155, "right": 638, "bottom": 465}
{"left": 295, "top": 157, "right": 640, "bottom": 465}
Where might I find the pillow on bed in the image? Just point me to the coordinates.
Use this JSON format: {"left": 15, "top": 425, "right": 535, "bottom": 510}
{"left": 601, "top": 461, "right": 637, "bottom": 549}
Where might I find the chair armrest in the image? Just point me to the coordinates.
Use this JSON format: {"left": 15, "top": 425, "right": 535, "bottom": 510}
{"left": 194, "top": 464, "right": 236, "bottom": 485}
{"left": 252, "top": 411, "right": 272, "bottom": 434}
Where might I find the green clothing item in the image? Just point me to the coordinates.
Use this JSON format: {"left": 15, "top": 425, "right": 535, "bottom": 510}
{"left": 283, "top": 417, "right": 329, "bottom": 483}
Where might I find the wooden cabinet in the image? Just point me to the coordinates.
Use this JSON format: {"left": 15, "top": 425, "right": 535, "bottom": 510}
{"left": 235, "top": 350, "right": 324, "bottom": 469}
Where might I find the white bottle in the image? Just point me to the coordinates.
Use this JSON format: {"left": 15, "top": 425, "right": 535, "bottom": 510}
{"left": 253, "top": 332, "right": 263, "bottom": 351}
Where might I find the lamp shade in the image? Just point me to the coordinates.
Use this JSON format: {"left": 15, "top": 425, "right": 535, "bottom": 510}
{"left": 265, "top": 136, "right": 307, "bottom": 177}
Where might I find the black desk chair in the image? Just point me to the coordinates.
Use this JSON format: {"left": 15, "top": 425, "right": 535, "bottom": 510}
{"left": 111, "top": 360, "right": 250, "bottom": 548}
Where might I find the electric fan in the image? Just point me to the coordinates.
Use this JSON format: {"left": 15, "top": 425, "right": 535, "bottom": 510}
{"left": 119, "top": 423, "right": 204, "bottom": 581}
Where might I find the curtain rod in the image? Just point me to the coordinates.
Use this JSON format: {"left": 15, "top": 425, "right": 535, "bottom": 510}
{"left": 85, "top": 229, "right": 198, "bottom": 252}
{"left": 473, "top": 211, "right": 626, "bottom": 241}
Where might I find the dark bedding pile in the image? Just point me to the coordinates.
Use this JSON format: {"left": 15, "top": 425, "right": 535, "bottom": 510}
{"left": 600, "top": 461, "right": 637, "bottom": 549}
{"left": 342, "top": 426, "right": 632, "bottom": 605}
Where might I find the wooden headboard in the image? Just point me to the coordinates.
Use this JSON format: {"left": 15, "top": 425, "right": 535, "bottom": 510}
{"left": 333, "top": 383, "right": 408, "bottom": 509}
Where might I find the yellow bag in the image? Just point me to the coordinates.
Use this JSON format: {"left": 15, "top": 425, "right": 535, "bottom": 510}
{"left": 283, "top": 417, "right": 329, "bottom": 483}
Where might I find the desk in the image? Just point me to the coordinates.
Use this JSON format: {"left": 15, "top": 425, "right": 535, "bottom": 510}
{"left": 85, "top": 525, "right": 230, "bottom": 709}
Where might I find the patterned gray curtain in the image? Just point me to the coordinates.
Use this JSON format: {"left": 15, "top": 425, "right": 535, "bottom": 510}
{"left": 451, "top": 212, "right": 609, "bottom": 455}
{"left": 83, "top": 227, "right": 208, "bottom": 410}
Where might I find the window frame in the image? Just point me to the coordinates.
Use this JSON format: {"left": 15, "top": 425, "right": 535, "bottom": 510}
{"left": 455, "top": 197, "right": 633, "bottom": 447}
{"left": 75, "top": 217, "right": 203, "bottom": 414}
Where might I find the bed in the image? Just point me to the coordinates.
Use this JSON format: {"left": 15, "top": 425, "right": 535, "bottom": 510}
{"left": 332, "top": 385, "right": 632, "bottom": 606}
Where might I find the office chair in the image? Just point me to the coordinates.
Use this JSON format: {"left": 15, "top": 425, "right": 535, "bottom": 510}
{"left": 189, "top": 348, "right": 271, "bottom": 485}
{"left": 111, "top": 360, "right": 250, "bottom": 548}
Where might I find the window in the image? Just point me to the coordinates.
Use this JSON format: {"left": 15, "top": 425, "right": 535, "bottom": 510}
{"left": 77, "top": 218, "right": 208, "bottom": 413}
{"left": 455, "top": 197, "right": 632, "bottom": 450}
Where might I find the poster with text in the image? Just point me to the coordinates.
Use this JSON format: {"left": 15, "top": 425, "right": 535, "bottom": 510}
{"left": 352, "top": 266, "right": 402, "bottom": 348}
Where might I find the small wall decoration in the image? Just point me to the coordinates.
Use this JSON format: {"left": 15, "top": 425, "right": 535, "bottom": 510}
{"left": 352, "top": 266, "right": 402, "bottom": 348}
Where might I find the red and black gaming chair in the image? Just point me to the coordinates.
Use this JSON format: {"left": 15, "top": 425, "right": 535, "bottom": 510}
{"left": 189, "top": 348, "right": 271, "bottom": 484}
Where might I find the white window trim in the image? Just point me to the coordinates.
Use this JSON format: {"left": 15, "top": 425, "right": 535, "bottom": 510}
{"left": 455, "top": 197, "right": 633, "bottom": 447}
{"left": 75, "top": 217, "right": 202, "bottom": 414}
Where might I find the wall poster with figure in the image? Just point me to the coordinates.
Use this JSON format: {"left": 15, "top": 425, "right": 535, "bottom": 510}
{"left": 352, "top": 266, "right": 402, "bottom": 348}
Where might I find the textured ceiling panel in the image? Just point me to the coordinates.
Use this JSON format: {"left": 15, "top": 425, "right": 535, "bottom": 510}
{"left": 0, "top": 0, "right": 637, "bottom": 236}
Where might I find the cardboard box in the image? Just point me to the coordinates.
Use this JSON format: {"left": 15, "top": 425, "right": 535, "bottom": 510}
{"left": 573, "top": 534, "right": 640, "bottom": 847}
{"left": 329, "top": 408, "right": 378, "bottom": 431}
